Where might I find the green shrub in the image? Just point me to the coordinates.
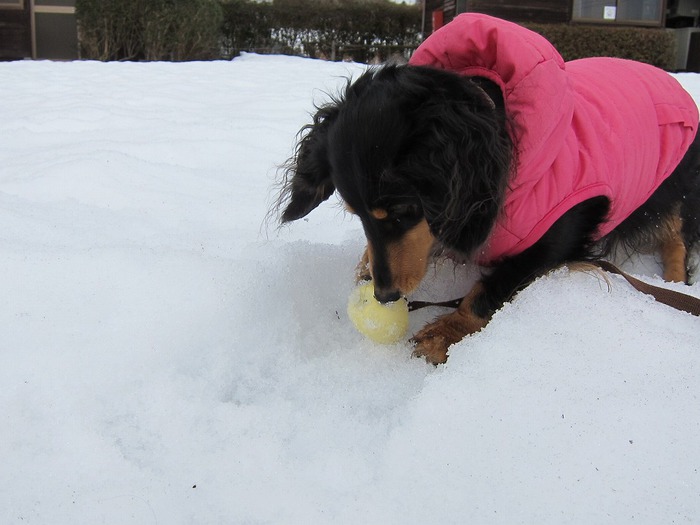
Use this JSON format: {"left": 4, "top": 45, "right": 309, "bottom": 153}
{"left": 76, "top": 0, "right": 674, "bottom": 68}
{"left": 220, "top": 0, "right": 275, "bottom": 56}
{"left": 76, "top": 0, "right": 223, "bottom": 61}
{"left": 76, "top": 0, "right": 142, "bottom": 60}
{"left": 143, "top": 0, "right": 224, "bottom": 61}
{"left": 219, "top": 3, "right": 672, "bottom": 66}
{"left": 220, "top": 0, "right": 423, "bottom": 62}
{"left": 525, "top": 23, "right": 676, "bottom": 70}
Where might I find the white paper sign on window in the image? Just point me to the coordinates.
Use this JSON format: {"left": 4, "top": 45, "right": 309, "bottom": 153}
{"left": 603, "top": 6, "right": 617, "bottom": 20}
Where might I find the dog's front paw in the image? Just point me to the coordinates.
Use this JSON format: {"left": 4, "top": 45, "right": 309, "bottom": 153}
{"left": 411, "top": 311, "right": 471, "bottom": 365}
{"left": 411, "top": 330, "right": 451, "bottom": 365}
{"left": 411, "top": 307, "right": 488, "bottom": 365}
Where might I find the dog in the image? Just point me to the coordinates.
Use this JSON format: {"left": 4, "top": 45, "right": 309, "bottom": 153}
{"left": 275, "top": 14, "right": 700, "bottom": 364}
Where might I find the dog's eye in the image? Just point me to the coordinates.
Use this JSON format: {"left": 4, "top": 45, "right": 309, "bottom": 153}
{"left": 372, "top": 210, "right": 404, "bottom": 224}
{"left": 369, "top": 203, "right": 421, "bottom": 231}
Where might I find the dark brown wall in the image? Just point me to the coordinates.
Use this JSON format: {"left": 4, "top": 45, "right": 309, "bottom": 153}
{"left": 424, "top": 0, "right": 571, "bottom": 35}
{"left": 0, "top": 3, "right": 32, "bottom": 59}
{"left": 464, "top": 0, "right": 570, "bottom": 24}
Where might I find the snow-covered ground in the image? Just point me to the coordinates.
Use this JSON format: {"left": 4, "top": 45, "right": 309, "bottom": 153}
{"left": 1, "top": 54, "right": 699, "bottom": 524}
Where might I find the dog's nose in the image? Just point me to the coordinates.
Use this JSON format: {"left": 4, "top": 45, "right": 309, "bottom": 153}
{"left": 374, "top": 287, "right": 401, "bottom": 304}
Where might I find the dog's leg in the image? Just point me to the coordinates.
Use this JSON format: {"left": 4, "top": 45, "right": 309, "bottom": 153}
{"left": 412, "top": 197, "right": 611, "bottom": 364}
{"left": 412, "top": 283, "right": 488, "bottom": 364}
{"left": 661, "top": 214, "right": 687, "bottom": 283}
{"left": 688, "top": 248, "right": 700, "bottom": 285}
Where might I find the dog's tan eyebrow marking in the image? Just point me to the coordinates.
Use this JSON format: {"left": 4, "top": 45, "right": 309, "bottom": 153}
{"left": 370, "top": 208, "right": 389, "bottom": 220}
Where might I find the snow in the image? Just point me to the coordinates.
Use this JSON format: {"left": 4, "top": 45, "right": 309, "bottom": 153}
{"left": 1, "top": 53, "right": 699, "bottom": 524}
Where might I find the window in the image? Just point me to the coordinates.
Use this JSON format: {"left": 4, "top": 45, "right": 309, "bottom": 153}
{"left": 34, "top": 0, "right": 74, "bottom": 6}
{"left": 0, "top": 0, "right": 24, "bottom": 9}
{"left": 572, "top": 0, "right": 664, "bottom": 26}
{"left": 32, "top": 0, "right": 77, "bottom": 59}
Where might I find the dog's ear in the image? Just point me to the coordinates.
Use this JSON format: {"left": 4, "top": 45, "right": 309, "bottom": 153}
{"left": 279, "top": 105, "right": 338, "bottom": 223}
{"left": 405, "top": 73, "right": 513, "bottom": 253}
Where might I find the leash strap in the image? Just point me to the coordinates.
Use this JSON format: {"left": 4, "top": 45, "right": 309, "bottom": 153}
{"left": 592, "top": 261, "right": 700, "bottom": 317}
{"left": 407, "top": 298, "right": 462, "bottom": 311}
{"left": 407, "top": 261, "right": 700, "bottom": 317}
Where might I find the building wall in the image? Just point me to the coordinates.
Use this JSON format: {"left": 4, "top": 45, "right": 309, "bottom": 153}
{"left": 422, "top": 0, "right": 672, "bottom": 35}
{"left": 0, "top": 0, "right": 77, "bottom": 60}
{"left": 464, "top": 0, "right": 570, "bottom": 24}
{"left": 424, "top": 0, "right": 570, "bottom": 34}
{"left": 0, "top": 0, "right": 31, "bottom": 59}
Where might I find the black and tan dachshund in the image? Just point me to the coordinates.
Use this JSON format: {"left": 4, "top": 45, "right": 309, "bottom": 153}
{"left": 276, "top": 63, "right": 700, "bottom": 364}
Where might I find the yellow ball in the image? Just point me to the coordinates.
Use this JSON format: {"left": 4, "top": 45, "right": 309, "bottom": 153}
{"left": 347, "top": 282, "right": 409, "bottom": 344}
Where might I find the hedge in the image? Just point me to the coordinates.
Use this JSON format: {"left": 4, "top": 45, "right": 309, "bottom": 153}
{"left": 220, "top": 4, "right": 674, "bottom": 68}
{"left": 526, "top": 23, "right": 676, "bottom": 70}
{"left": 75, "top": 0, "right": 676, "bottom": 69}
{"left": 76, "top": 0, "right": 223, "bottom": 61}
{"left": 220, "top": 0, "right": 423, "bottom": 63}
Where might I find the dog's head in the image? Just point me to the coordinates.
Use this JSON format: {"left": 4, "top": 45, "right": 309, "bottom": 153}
{"left": 277, "top": 65, "right": 512, "bottom": 301}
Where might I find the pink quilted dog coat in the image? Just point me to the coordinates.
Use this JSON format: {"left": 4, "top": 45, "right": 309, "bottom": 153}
{"left": 410, "top": 14, "right": 699, "bottom": 263}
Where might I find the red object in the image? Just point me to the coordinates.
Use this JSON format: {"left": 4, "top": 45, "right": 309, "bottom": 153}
{"left": 431, "top": 9, "right": 444, "bottom": 32}
{"left": 410, "top": 14, "right": 699, "bottom": 264}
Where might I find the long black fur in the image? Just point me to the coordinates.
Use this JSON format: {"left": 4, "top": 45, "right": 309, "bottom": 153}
{"left": 276, "top": 64, "right": 700, "bottom": 335}
{"left": 279, "top": 65, "right": 513, "bottom": 254}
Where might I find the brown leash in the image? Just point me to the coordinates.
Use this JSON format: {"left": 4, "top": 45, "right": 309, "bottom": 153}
{"left": 407, "top": 298, "right": 462, "bottom": 311}
{"left": 591, "top": 261, "right": 700, "bottom": 317}
{"left": 407, "top": 261, "right": 700, "bottom": 317}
